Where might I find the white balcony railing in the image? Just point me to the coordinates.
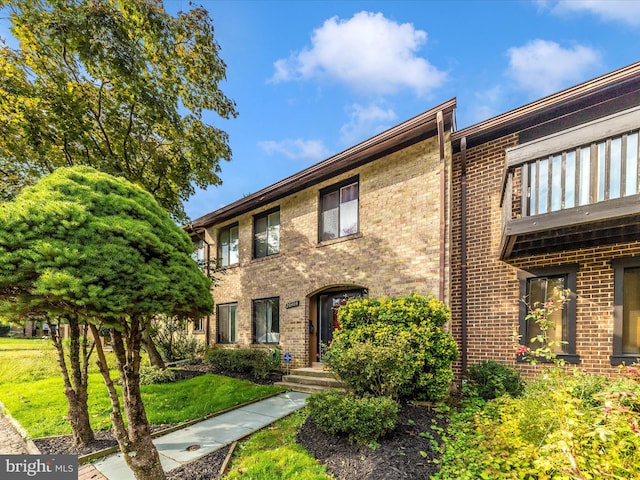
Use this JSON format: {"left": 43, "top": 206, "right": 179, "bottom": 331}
{"left": 523, "top": 130, "right": 639, "bottom": 217}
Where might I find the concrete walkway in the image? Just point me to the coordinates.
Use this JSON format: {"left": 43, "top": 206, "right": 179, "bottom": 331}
{"left": 92, "top": 391, "right": 308, "bottom": 480}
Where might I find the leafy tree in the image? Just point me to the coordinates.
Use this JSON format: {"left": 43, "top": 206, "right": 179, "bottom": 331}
{"left": 0, "top": 0, "right": 237, "bottom": 222}
{"left": 0, "top": 167, "right": 213, "bottom": 480}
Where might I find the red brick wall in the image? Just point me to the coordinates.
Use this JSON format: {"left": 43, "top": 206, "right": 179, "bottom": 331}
{"left": 451, "top": 133, "right": 640, "bottom": 377}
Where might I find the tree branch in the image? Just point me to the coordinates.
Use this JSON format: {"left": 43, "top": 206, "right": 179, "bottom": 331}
{"left": 122, "top": 100, "right": 135, "bottom": 174}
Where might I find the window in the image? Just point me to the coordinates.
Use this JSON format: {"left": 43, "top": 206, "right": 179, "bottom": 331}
{"left": 254, "top": 209, "right": 280, "bottom": 258}
{"left": 320, "top": 178, "right": 359, "bottom": 241}
{"left": 194, "top": 318, "right": 205, "bottom": 333}
{"left": 518, "top": 266, "right": 578, "bottom": 363}
{"left": 218, "top": 224, "right": 239, "bottom": 267}
{"left": 191, "top": 239, "right": 206, "bottom": 267}
{"left": 217, "top": 303, "right": 237, "bottom": 344}
{"left": 612, "top": 258, "right": 640, "bottom": 365}
{"left": 253, "top": 297, "right": 279, "bottom": 344}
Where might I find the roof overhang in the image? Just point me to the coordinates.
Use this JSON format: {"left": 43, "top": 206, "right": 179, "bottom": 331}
{"left": 452, "top": 62, "right": 640, "bottom": 153}
{"left": 187, "top": 98, "right": 456, "bottom": 231}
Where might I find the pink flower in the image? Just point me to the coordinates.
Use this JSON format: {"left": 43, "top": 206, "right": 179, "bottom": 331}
{"left": 604, "top": 407, "right": 611, "bottom": 415}
{"left": 627, "top": 367, "right": 638, "bottom": 375}
{"left": 516, "top": 345, "right": 529, "bottom": 356}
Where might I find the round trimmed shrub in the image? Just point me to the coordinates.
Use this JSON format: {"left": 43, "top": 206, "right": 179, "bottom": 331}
{"left": 325, "top": 294, "right": 458, "bottom": 401}
{"left": 306, "top": 390, "right": 399, "bottom": 445}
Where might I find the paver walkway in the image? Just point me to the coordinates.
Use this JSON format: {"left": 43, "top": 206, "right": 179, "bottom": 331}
{"left": 2, "top": 408, "right": 108, "bottom": 479}
{"left": 0, "top": 412, "right": 31, "bottom": 455}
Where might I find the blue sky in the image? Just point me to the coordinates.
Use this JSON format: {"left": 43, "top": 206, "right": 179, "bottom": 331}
{"left": 177, "top": 0, "right": 640, "bottom": 220}
{"left": 5, "top": 1, "right": 640, "bottom": 220}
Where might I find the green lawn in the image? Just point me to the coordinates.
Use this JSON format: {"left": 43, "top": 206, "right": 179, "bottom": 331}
{"left": 0, "top": 337, "right": 282, "bottom": 438}
{"left": 223, "top": 409, "right": 332, "bottom": 480}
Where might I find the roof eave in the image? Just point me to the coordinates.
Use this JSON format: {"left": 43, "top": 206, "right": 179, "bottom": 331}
{"left": 187, "top": 98, "right": 456, "bottom": 230}
{"left": 452, "top": 61, "right": 640, "bottom": 152}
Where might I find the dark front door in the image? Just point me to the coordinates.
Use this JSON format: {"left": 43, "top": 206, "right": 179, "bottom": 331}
{"left": 317, "top": 290, "right": 363, "bottom": 360}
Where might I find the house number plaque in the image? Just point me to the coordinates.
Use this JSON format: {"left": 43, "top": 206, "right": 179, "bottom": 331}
{"left": 285, "top": 300, "right": 300, "bottom": 309}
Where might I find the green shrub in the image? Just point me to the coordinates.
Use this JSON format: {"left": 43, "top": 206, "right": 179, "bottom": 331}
{"left": 150, "top": 316, "right": 205, "bottom": 361}
{"left": 325, "top": 294, "right": 457, "bottom": 401}
{"left": 324, "top": 339, "right": 417, "bottom": 399}
{"left": 139, "top": 365, "right": 176, "bottom": 385}
{"left": 464, "top": 360, "right": 525, "bottom": 401}
{"left": 306, "top": 390, "right": 399, "bottom": 445}
{"left": 204, "top": 348, "right": 276, "bottom": 380}
{"left": 435, "top": 367, "right": 640, "bottom": 479}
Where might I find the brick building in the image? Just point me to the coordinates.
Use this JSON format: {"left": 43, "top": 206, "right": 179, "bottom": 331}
{"left": 186, "top": 100, "right": 455, "bottom": 368}
{"left": 188, "top": 61, "right": 640, "bottom": 375}
{"left": 451, "top": 62, "right": 640, "bottom": 376}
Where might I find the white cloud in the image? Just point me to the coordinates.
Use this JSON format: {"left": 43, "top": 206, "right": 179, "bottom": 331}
{"left": 339, "top": 102, "right": 398, "bottom": 145}
{"left": 467, "top": 86, "right": 504, "bottom": 125}
{"left": 506, "top": 39, "right": 600, "bottom": 96}
{"left": 269, "top": 11, "right": 446, "bottom": 96}
{"left": 547, "top": 0, "right": 640, "bottom": 26}
{"left": 258, "top": 139, "right": 329, "bottom": 162}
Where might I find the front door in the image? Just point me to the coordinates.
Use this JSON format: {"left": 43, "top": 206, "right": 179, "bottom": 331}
{"left": 317, "top": 290, "right": 363, "bottom": 360}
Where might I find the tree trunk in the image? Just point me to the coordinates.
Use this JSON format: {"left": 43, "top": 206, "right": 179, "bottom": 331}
{"left": 93, "top": 320, "right": 166, "bottom": 480}
{"left": 141, "top": 327, "right": 165, "bottom": 369}
{"left": 89, "top": 324, "right": 129, "bottom": 449}
{"left": 51, "top": 316, "right": 94, "bottom": 446}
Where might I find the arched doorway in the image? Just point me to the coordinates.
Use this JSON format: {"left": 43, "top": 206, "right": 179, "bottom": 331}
{"left": 308, "top": 286, "right": 366, "bottom": 365}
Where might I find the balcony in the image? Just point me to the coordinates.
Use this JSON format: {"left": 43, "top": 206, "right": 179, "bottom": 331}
{"left": 500, "top": 106, "right": 640, "bottom": 259}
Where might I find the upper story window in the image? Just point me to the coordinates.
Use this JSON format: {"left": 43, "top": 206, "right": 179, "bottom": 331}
{"left": 191, "top": 239, "right": 206, "bottom": 267}
{"left": 254, "top": 208, "right": 280, "bottom": 259}
{"left": 319, "top": 177, "right": 359, "bottom": 242}
{"left": 218, "top": 224, "right": 239, "bottom": 267}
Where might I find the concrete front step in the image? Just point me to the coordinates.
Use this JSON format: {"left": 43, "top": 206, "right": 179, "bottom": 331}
{"left": 274, "top": 381, "right": 340, "bottom": 394}
{"left": 275, "top": 366, "right": 348, "bottom": 393}
{"left": 289, "top": 367, "right": 340, "bottom": 379}
{"left": 280, "top": 374, "right": 346, "bottom": 388}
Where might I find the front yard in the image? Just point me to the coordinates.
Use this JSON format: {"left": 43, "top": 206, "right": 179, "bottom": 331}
{"left": 0, "top": 338, "right": 281, "bottom": 438}
{"left": 2, "top": 337, "right": 640, "bottom": 480}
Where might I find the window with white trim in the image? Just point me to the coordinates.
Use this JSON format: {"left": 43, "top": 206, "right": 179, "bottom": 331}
{"left": 320, "top": 178, "right": 359, "bottom": 241}
{"left": 217, "top": 303, "right": 238, "bottom": 344}
{"left": 253, "top": 297, "right": 279, "bottom": 344}
{"left": 254, "top": 208, "right": 280, "bottom": 258}
{"left": 218, "top": 224, "right": 239, "bottom": 267}
{"left": 192, "top": 239, "right": 206, "bottom": 267}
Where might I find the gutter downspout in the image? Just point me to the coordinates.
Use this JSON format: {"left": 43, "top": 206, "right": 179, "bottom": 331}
{"left": 460, "top": 137, "right": 468, "bottom": 375}
{"left": 437, "top": 111, "right": 446, "bottom": 302}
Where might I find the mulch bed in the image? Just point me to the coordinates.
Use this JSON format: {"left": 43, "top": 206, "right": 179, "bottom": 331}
{"left": 34, "top": 363, "right": 447, "bottom": 479}
{"left": 297, "top": 402, "right": 446, "bottom": 480}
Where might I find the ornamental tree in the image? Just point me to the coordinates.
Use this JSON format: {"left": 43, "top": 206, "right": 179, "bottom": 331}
{"left": 0, "top": 167, "right": 213, "bottom": 480}
{"left": 0, "top": 0, "right": 237, "bottom": 222}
